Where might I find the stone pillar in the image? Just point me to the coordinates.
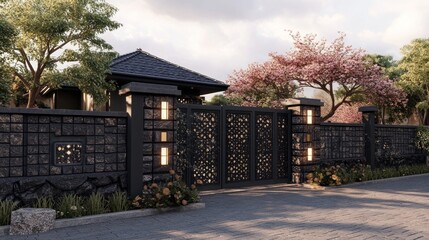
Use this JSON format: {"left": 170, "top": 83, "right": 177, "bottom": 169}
{"left": 285, "top": 98, "right": 323, "bottom": 183}
{"left": 119, "top": 82, "right": 181, "bottom": 197}
{"left": 359, "top": 106, "right": 377, "bottom": 169}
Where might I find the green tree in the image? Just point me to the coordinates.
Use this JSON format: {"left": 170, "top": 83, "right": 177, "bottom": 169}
{"left": 398, "top": 39, "right": 429, "bottom": 124}
{"left": 0, "top": 0, "right": 121, "bottom": 108}
{"left": 206, "top": 94, "right": 243, "bottom": 106}
{"left": 0, "top": 17, "right": 16, "bottom": 105}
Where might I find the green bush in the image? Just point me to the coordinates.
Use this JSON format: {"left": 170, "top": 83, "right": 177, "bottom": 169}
{"left": 308, "top": 163, "right": 429, "bottom": 186}
{"left": 85, "top": 192, "right": 106, "bottom": 216}
{"left": 108, "top": 192, "right": 129, "bottom": 212}
{"left": 132, "top": 170, "right": 201, "bottom": 209}
{"left": 0, "top": 200, "right": 18, "bottom": 225}
{"left": 32, "top": 196, "right": 54, "bottom": 209}
{"left": 56, "top": 194, "right": 84, "bottom": 218}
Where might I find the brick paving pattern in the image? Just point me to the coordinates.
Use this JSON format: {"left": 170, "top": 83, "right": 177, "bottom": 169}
{"left": 4, "top": 174, "right": 429, "bottom": 239}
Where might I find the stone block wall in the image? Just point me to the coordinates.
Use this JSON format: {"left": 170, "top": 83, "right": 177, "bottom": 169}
{"left": 0, "top": 108, "right": 128, "bottom": 204}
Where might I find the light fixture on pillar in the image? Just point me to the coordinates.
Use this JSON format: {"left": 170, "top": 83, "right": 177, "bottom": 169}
{"left": 161, "top": 132, "right": 167, "bottom": 142}
{"left": 307, "top": 147, "right": 313, "bottom": 162}
{"left": 307, "top": 109, "right": 313, "bottom": 124}
{"left": 161, "top": 101, "right": 169, "bottom": 120}
{"left": 161, "top": 147, "right": 169, "bottom": 165}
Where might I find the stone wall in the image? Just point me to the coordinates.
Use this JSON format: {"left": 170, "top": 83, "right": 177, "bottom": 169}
{"left": 142, "top": 96, "right": 176, "bottom": 182}
{"left": 0, "top": 108, "right": 128, "bottom": 204}
{"left": 0, "top": 173, "right": 126, "bottom": 206}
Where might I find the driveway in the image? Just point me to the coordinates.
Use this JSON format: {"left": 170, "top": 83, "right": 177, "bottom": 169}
{"left": 4, "top": 174, "right": 429, "bottom": 239}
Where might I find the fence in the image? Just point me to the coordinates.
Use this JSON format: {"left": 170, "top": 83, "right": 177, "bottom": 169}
{"left": 318, "top": 122, "right": 425, "bottom": 167}
{"left": 0, "top": 108, "right": 128, "bottom": 205}
{"left": 0, "top": 96, "right": 427, "bottom": 203}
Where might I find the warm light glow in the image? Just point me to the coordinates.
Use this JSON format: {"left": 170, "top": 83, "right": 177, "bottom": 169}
{"left": 161, "top": 132, "right": 167, "bottom": 142}
{"left": 161, "top": 147, "right": 169, "bottom": 165}
{"left": 307, "top": 110, "right": 313, "bottom": 124}
{"left": 161, "top": 101, "right": 168, "bottom": 120}
{"left": 308, "top": 147, "right": 313, "bottom": 161}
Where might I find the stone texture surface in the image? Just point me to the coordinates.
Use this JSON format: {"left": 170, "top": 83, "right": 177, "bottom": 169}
{"left": 0, "top": 173, "right": 127, "bottom": 206}
{"left": 3, "top": 174, "right": 429, "bottom": 239}
{"left": 9, "top": 208, "right": 56, "bottom": 235}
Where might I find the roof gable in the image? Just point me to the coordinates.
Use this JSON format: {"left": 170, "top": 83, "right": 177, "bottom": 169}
{"left": 110, "top": 50, "right": 228, "bottom": 89}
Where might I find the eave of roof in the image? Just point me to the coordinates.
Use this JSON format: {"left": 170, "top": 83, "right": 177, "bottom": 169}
{"left": 109, "top": 49, "right": 229, "bottom": 91}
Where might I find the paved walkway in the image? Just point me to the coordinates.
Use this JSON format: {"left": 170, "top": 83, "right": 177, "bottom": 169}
{"left": 4, "top": 174, "right": 429, "bottom": 239}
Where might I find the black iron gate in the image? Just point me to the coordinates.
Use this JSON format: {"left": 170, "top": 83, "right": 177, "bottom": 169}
{"left": 177, "top": 104, "right": 291, "bottom": 189}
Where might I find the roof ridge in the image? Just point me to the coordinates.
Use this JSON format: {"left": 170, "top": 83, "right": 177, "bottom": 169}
{"left": 110, "top": 51, "right": 140, "bottom": 67}
{"left": 139, "top": 50, "right": 227, "bottom": 85}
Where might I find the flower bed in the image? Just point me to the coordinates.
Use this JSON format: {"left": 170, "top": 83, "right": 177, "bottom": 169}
{"left": 0, "top": 170, "right": 202, "bottom": 227}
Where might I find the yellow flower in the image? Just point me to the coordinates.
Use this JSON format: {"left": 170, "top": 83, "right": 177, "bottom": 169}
{"left": 151, "top": 183, "right": 158, "bottom": 189}
{"left": 191, "top": 184, "right": 196, "bottom": 190}
{"left": 181, "top": 199, "right": 188, "bottom": 206}
{"left": 196, "top": 179, "right": 203, "bottom": 185}
{"left": 167, "top": 181, "right": 173, "bottom": 187}
{"left": 162, "top": 187, "right": 171, "bottom": 196}
{"left": 169, "top": 169, "right": 176, "bottom": 176}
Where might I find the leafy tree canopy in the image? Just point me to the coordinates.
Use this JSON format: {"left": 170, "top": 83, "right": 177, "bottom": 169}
{"left": 0, "top": 0, "right": 121, "bottom": 108}
{"left": 398, "top": 38, "right": 429, "bottom": 124}
{"left": 0, "top": 16, "right": 16, "bottom": 104}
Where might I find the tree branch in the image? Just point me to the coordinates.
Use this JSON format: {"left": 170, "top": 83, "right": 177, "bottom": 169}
{"left": 13, "top": 71, "right": 31, "bottom": 89}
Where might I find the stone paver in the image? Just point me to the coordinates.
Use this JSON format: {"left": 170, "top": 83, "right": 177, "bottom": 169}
{"left": 3, "top": 174, "right": 429, "bottom": 240}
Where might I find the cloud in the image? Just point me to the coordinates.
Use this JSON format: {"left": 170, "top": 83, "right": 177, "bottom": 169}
{"left": 103, "top": 0, "right": 429, "bottom": 88}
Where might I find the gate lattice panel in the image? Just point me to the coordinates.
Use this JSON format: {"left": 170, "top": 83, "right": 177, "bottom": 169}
{"left": 225, "top": 112, "right": 251, "bottom": 183}
{"left": 178, "top": 104, "right": 290, "bottom": 189}
{"left": 191, "top": 111, "right": 221, "bottom": 185}
{"left": 256, "top": 114, "right": 274, "bottom": 180}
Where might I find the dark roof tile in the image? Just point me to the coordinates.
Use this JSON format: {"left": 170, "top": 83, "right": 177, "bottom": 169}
{"left": 110, "top": 50, "right": 228, "bottom": 88}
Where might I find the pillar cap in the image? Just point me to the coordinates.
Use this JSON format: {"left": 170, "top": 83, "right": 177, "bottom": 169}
{"left": 284, "top": 98, "right": 324, "bottom": 107}
{"left": 119, "top": 82, "right": 182, "bottom": 96}
{"left": 358, "top": 106, "right": 378, "bottom": 113}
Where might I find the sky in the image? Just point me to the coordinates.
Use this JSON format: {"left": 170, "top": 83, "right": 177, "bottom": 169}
{"left": 103, "top": 0, "right": 429, "bottom": 97}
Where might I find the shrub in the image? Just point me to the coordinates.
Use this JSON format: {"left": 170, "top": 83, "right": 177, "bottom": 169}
{"left": 56, "top": 194, "right": 84, "bottom": 218}
{"left": 132, "top": 170, "right": 201, "bottom": 209}
{"left": 0, "top": 200, "right": 18, "bottom": 225}
{"left": 307, "top": 162, "right": 429, "bottom": 186}
{"left": 32, "top": 196, "right": 54, "bottom": 209}
{"left": 108, "top": 192, "right": 129, "bottom": 212}
{"left": 85, "top": 193, "right": 106, "bottom": 216}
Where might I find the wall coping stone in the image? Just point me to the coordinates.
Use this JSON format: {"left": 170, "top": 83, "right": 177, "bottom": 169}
{"left": 284, "top": 98, "right": 324, "bottom": 107}
{"left": 0, "top": 107, "right": 128, "bottom": 117}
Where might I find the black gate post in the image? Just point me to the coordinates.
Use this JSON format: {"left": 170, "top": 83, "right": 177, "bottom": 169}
{"left": 286, "top": 109, "right": 293, "bottom": 183}
{"left": 359, "top": 106, "right": 377, "bottom": 169}
{"left": 286, "top": 98, "right": 323, "bottom": 183}
{"left": 120, "top": 82, "right": 181, "bottom": 198}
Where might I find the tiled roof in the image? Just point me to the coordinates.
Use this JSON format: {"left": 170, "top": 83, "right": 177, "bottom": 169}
{"left": 110, "top": 50, "right": 229, "bottom": 88}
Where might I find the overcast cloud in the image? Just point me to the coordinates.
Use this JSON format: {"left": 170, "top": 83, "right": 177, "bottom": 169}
{"left": 103, "top": 0, "right": 429, "bottom": 95}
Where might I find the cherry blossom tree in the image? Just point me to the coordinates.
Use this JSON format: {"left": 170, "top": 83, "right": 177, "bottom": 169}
{"left": 272, "top": 32, "right": 406, "bottom": 121}
{"left": 328, "top": 103, "right": 363, "bottom": 123}
{"left": 226, "top": 60, "right": 299, "bottom": 108}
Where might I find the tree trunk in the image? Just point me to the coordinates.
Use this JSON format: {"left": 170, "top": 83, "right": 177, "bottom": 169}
{"left": 424, "top": 109, "right": 429, "bottom": 125}
{"left": 26, "top": 87, "right": 40, "bottom": 108}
